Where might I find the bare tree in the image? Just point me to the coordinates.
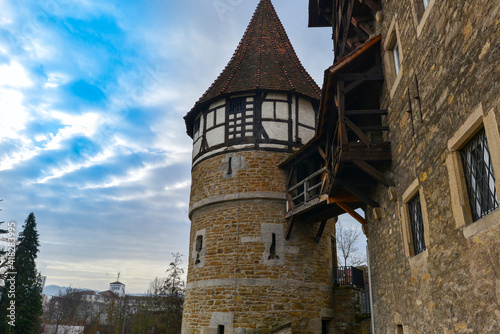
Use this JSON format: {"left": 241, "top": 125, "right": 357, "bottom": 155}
{"left": 336, "top": 221, "right": 366, "bottom": 267}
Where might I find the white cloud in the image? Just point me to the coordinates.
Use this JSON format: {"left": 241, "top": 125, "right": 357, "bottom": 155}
{"left": 0, "top": 61, "right": 33, "bottom": 87}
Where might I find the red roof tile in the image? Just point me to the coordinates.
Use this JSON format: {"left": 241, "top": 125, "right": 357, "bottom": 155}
{"left": 186, "top": 0, "right": 320, "bottom": 130}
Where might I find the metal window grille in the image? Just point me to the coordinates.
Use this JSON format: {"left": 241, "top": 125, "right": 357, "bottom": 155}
{"left": 408, "top": 194, "right": 426, "bottom": 255}
{"left": 393, "top": 41, "right": 400, "bottom": 76}
{"left": 461, "top": 128, "right": 499, "bottom": 221}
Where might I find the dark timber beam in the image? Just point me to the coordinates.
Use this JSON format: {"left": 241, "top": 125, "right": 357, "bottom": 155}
{"left": 336, "top": 179, "right": 380, "bottom": 207}
{"left": 315, "top": 220, "right": 328, "bottom": 243}
{"left": 337, "top": 202, "right": 368, "bottom": 224}
{"left": 358, "top": 0, "right": 381, "bottom": 12}
{"left": 285, "top": 216, "right": 295, "bottom": 240}
{"left": 352, "top": 160, "right": 395, "bottom": 187}
{"left": 343, "top": 117, "right": 371, "bottom": 147}
{"left": 344, "top": 66, "right": 383, "bottom": 95}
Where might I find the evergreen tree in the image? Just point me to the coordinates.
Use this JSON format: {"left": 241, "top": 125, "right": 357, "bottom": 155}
{"left": 0, "top": 212, "right": 43, "bottom": 334}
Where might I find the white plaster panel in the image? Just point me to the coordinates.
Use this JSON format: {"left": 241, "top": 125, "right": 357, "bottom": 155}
{"left": 276, "top": 102, "right": 288, "bottom": 120}
{"left": 206, "top": 111, "right": 214, "bottom": 128}
{"left": 216, "top": 107, "right": 226, "bottom": 125}
{"left": 206, "top": 127, "right": 225, "bottom": 147}
{"left": 263, "top": 121, "right": 288, "bottom": 141}
{"left": 299, "top": 126, "right": 315, "bottom": 143}
{"left": 209, "top": 98, "right": 225, "bottom": 109}
{"left": 192, "top": 139, "right": 201, "bottom": 159}
{"left": 266, "top": 92, "right": 287, "bottom": 101}
{"left": 299, "top": 97, "right": 316, "bottom": 127}
{"left": 262, "top": 101, "right": 274, "bottom": 119}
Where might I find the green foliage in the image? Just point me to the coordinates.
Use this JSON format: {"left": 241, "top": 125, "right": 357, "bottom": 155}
{"left": 0, "top": 212, "right": 43, "bottom": 334}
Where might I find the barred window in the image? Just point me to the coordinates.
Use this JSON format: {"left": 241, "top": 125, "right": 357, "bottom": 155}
{"left": 408, "top": 194, "right": 426, "bottom": 256}
{"left": 460, "top": 128, "right": 499, "bottom": 222}
{"left": 393, "top": 40, "right": 401, "bottom": 76}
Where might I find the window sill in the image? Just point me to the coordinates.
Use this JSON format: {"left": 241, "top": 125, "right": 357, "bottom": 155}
{"left": 409, "top": 248, "right": 428, "bottom": 271}
{"left": 389, "top": 67, "right": 404, "bottom": 99}
{"left": 463, "top": 207, "right": 500, "bottom": 239}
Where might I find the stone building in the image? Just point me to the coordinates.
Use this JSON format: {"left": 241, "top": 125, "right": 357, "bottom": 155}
{"left": 285, "top": 0, "right": 499, "bottom": 333}
{"left": 184, "top": 0, "right": 499, "bottom": 333}
{"left": 182, "top": 1, "right": 339, "bottom": 333}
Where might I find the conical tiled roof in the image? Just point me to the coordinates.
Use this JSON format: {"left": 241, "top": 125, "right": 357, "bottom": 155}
{"left": 186, "top": 0, "right": 320, "bottom": 129}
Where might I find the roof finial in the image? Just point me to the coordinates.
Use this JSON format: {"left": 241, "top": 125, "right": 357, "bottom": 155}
{"left": 117, "top": 272, "right": 120, "bottom": 282}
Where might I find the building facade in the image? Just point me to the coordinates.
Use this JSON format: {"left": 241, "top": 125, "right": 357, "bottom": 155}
{"left": 182, "top": 1, "right": 338, "bottom": 333}
{"left": 293, "top": 0, "right": 499, "bottom": 333}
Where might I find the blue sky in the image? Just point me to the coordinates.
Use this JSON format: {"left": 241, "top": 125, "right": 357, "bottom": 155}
{"left": 0, "top": 0, "right": 364, "bottom": 293}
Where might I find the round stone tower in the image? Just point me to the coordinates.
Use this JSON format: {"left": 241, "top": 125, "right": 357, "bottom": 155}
{"left": 182, "top": 1, "right": 335, "bottom": 333}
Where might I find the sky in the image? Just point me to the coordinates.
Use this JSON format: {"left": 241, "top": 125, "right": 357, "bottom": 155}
{"left": 0, "top": 0, "right": 365, "bottom": 294}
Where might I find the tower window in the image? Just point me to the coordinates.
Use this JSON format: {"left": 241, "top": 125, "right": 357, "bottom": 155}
{"left": 460, "top": 128, "right": 499, "bottom": 221}
{"left": 268, "top": 233, "right": 279, "bottom": 260}
{"left": 227, "top": 157, "right": 233, "bottom": 175}
{"left": 195, "top": 235, "right": 203, "bottom": 265}
{"left": 408, "top": 193, "right": 426, "bottom": 256}
{"left": 227, "top": 97, "right": 253, "bottom": 143}
{"left": 218, "top": 325, "right": 225, "bottom": 334}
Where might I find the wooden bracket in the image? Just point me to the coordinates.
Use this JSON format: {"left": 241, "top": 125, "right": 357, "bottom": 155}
{"left": 337, "top": 202, "right": 368, "bottom": 224}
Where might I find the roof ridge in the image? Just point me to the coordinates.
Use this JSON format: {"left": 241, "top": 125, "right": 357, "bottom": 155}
{"left": 198, "top": 2, "right": 261, "bottom": 102}
{"left": 266, "top": 1, "right": 321, "bottom": 95}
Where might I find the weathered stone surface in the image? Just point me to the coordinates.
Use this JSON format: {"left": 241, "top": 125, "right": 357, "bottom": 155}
{"left": 366, "top": 0, "right": 500, "bottom": 333}
{"left": 183, "top": 150, "right": 336, "bottom": 333}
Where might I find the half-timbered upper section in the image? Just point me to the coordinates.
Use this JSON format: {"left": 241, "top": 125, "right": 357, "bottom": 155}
{"left": 308, "top": 0, "right": 381, "bottom": 61}
{"left": 185, "top": 0, "right": 321, "bottom": 166}
{"left": 281, "top": 35, "right": 393, "bottom": 233}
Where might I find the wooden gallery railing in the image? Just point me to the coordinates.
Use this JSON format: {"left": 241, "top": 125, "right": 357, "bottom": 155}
{"left": 287, "top": 167, "right": 326, "bottom": 211}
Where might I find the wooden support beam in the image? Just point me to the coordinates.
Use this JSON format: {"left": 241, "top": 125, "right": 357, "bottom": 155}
{"left": 359, "top": 126, "right": 390, "bottom": 131}
{"left": 337, "top": 202, "right": 368, "bottom": 224}
{"left": 358, "top": 0, "right": 381, "bottom": 12}
{"left": 316, "top": 220, "right": 328, "bottom": 243}
{"left": 318, "top": 146, "right": 327, "bottom": 160}
{"left": 343, "top": 116, "right": 371, "bottom": 147}
{"left": 345, "top": 109, "right": 388, "bottom": 116}
{"left": 352, "top": 159, "right": 395, "bottom": 187}
{"left": 337, "top": 179, "right": 380, "bottom": 207}
{"left": 335, "top": 73, "right": 384, "bottom": 81}
{"left": 285, "top": 216, "right": 295, "bottom": 240}
{"left": 344, "top": 65, "right": 382, "bottom": 95}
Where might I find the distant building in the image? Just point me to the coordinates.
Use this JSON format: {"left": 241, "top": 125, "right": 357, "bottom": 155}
{"left": 108, "top": 280, "right": 125, "bottom": 297}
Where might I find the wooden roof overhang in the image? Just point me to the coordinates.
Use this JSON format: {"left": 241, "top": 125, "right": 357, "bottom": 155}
{"left": 308, "top": 0, "right": 382, "bottom": 61}
{"left": 281, "top": 35, "right": 393, "bottom": 241}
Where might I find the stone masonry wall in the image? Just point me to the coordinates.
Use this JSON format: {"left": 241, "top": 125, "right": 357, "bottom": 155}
{"left": 183, "top": 150, "right": 336, "bottom": 334}
{"left": 366, "top": 0, "right": 499, "bottom": 333}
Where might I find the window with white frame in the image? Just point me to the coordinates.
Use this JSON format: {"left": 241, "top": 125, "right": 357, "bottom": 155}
{"left": 460, "top": 128, "right": 499, "bottom": 221}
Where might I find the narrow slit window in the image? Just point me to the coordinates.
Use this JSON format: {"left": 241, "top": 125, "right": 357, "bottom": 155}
{"left": 460, "top": 128, "right": 499, "bottom": 221}
{"left": 195, "top": 235, "right": 203, "bottom": 264}
{"left": 408, "top": 194, "right": 426, "bottom": 255}
{"left": 218, "top": 325, "right": 225, "bottom": 334}
{"left": 268, "top": 233, "right": 279, "bottom": 260}
{"left": 228, "top": 157, "right": 233, "bottom": 175}
{"left": 397, "top": 324, "right": 404, "bottom": 334}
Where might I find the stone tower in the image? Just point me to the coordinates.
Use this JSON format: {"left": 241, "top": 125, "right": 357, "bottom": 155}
{"left": 183, "top": 1, "right": 336, "bottom": 333}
